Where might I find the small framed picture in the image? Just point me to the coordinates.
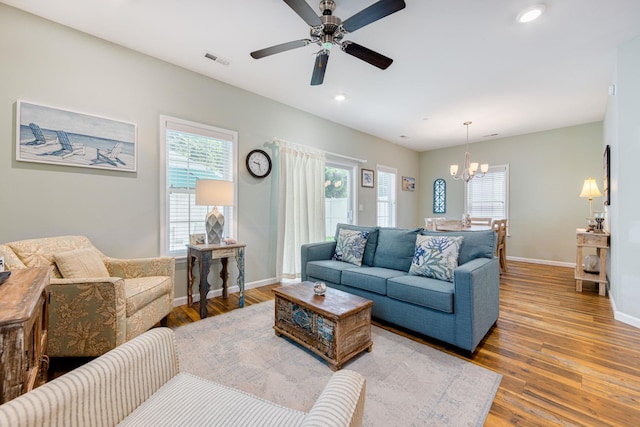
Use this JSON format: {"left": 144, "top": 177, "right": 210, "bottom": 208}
{"left": 361, "top": 169, "right": 374, "bottom": 188}
{"left": 402, "top": 176, "right": 415, "bottom": 191}
{"left": 190, "top": 233, "right": 206, "bottom": 245}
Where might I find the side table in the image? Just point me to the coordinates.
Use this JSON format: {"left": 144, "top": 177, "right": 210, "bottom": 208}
{"left": 575, "top": 228, "right": 609, "bottom": 296}
{"left": 0, "top": 267, "right": 51, "bottom": 403}
{"left": 187, "top": 243, "right": 246, "bottom": 319}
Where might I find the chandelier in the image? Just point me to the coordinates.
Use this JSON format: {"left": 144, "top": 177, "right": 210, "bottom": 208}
{"left": 449, "top": 121, "right": 488, "bottom": 183}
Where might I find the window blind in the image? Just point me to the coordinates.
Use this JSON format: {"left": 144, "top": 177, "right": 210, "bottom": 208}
{"left": 377, "top": 166, "right": 397, "bottom": 227}
{"left": 466, "top": 165, "right": 508, "bottom": 221}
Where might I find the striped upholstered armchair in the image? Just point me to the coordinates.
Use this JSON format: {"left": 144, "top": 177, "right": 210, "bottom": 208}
{"left": 0, "top": 235, "right": 174, "bottom": 357}
{"left": 0, "top": 328, "right": 366, "bottom": 427}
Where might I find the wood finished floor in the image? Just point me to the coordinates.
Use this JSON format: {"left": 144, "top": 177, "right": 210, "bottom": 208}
{"left": 52, "top": 261, "right": 640, "bottom": 426}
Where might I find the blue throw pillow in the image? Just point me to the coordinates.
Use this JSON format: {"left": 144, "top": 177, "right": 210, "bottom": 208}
{"left": 409, "top": 235, "right": 464, "bottom": 282}
{"left": 333, "top": 229, "right": 370, "bottom": 266}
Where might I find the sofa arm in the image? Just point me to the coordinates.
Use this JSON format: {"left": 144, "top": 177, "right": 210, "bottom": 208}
{"left": 0, "top": 328, "right": 179, "bottom": 427}
{"left": 301, "top": 241, "right": 336, "bottom": 281}
{"left": 48, "top": 277, "right": 127, "bottom": 357}
{"left": 301, "top": 370, "right": 366, "bottom": 427}
{"left": 453, "top": 257, "right": 500, "bottom": 352}
{"left": 106, "top": 256, "right": 175, "bottom": 280}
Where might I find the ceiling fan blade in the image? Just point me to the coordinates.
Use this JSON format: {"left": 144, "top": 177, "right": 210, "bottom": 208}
{"left": 342, "top": 42, "right": 393, "bottom": 69}
{"left": 342, "top": 0, "right": 406, "bottom": 33}
{"left": 283, "top": 0, "right": 322, "bottom": 27}
{"left": 311, "top": 52, "right": 329, "bottom": 86}
{"left": 251, "top": 39, "right": 311, "bottom": 59}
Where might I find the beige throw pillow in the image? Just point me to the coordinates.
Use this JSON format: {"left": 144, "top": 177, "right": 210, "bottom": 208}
{"left": 54, "top": 248, "right": 110, "bottom": 278}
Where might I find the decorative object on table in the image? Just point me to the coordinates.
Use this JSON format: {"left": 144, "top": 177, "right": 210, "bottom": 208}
{"left": 583, "top": 254, "right": 600, "bottom": 273}
{"left": 594, "top": 211, "right": 605, "bottom": 232}
{"left": 16, "top": 100, "right": 137, "bottom": 172}
{"left": 450, "top": 121, "right": 488, "bottom": 182}
{"left": 579, "top": 177, "right": 602, "bottom": 220}
{"left": 361, "top": 168, "right": 374, "bottom": 188}
{"left": 223, "top": 237, "right": 237, "bottom": 245}
{"left": 246, "top": 149, "right": 272, "bottom": 178}
{"left": 603, "top": 145, "right": 611, "bottom": 206}
{"left": 189, "top": 233, "right": 206, "bottom": 245}
{"left": 461, "top": 213, "right": 471, "bottom": 227}
{"left": 401, "top": 176, "right": 415, "bottom": 191}
{"left": 195, "top": 179, "right": 234, "bottom": 245}
{"left": 433, "top": 178, "right": 446, "bottom": 213}
{"left": 313, "top": 281, "right": 327, "bottom": 296}
{"left": 0, "top": 271, "right": 10, "bottom": 285}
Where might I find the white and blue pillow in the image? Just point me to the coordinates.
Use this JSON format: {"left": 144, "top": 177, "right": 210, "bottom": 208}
{"left": 333, "top": 229, "right": 370, "bottom": 266}
{"left": 409, "top": 235, "right": 464, "bottom": 282}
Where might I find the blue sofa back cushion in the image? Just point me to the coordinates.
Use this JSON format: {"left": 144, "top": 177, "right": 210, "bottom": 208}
{"left": 335, "top": 223, "right": 379, "bottom": 266}
{"left": 419, "top": 229, "right": 496, "bottom": 265}
{"left": 373, "top": 227, "right": 422, "bottom": 272}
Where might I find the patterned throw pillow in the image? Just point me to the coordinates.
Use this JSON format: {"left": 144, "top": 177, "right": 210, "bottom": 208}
{"left": 333, "top": 229, "right": 370, "bottom": 266}
{"left": 409, "top": 235, "right": 464, "bottom": 282}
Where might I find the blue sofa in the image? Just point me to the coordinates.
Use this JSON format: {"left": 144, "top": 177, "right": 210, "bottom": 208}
{"left": 300, "top": 224, "right": 500, "bottom": 352}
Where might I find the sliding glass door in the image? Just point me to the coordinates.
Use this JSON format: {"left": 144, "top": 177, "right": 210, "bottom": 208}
{"left": 325, "top": 162, "right": 356, "bottom": 239}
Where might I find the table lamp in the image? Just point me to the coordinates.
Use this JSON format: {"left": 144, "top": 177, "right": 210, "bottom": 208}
{"left": 195, "top": 179, "right": 234, "bottom": 245}
{"left": 579, "top": 177, "right": 602, "bottom": 219}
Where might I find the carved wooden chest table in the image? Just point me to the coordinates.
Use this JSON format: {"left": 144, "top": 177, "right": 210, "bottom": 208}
{"left": 273, "top": 281, "right": 373, "bottom": 371}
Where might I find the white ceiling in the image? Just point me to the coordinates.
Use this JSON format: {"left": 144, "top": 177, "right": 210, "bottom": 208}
{"left": 3, "top": 0, "right": 640, "bottom": 151}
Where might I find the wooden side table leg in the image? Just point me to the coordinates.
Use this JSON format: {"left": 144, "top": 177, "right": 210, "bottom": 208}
{"left": 199, "top": 253, "right": 212, "bottom": 319}
{"left": 187, "top": 249, "right": 195, "bottom": 307}
{"left": 576, "top": 279, "right": 583, "bottom": 292}
{"left": 220, "top": 257, "right": 229, "bottom": 299}
{"left": 237, "top": 247, "right": 245, "bottom": 308}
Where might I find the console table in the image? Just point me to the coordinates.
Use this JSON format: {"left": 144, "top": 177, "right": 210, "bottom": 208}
{"left": 0, "top": 267, "right": 50, "bottom": 403}
{"left": 575, "top": 228, "right": 609, "bottom": 296}
{"left": 187, "top": 243, "right": 245, "bottom": 319}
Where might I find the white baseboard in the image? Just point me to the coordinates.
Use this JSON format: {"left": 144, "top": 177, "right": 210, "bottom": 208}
{"left": 608, "top": 292, "right": 640, "bottom": 329}
{"left": 506, "top": 256, "right": 574, "bottom": 268}
{"left": 172, "top": 277, "right": 279, "bottom": 307}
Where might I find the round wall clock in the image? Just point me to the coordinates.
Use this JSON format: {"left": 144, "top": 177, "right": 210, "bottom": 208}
{"left": 246, "top": 149, "right": 272, "bottom": 178}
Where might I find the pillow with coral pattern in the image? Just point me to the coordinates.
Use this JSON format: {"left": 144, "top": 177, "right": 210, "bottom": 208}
{"left": 333, "top": 229, "right": 370, "bottom": 266}
{"left": 409, "top": 235, "right": 464, "bottom": 282}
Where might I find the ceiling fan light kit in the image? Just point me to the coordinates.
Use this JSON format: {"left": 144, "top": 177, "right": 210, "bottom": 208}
{"left": 250, "top": 0, "right": 406, "bottom": 85}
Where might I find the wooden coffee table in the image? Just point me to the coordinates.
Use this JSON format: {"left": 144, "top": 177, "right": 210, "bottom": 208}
{"left": 273, "top": 282, "right": 373, "bottom": 371}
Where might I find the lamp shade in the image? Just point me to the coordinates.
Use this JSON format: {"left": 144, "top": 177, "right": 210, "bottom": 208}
{"left": 579, "top": 178, "right": 602, "bottom": 199}
{"left": 195, "top": 180, "right": 234, "bottom": 206}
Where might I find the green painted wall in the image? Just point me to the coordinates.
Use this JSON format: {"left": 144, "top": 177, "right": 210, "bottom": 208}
{"left": 418, "top": 122, "right": 604, "bottom": 264}
{"left": 0, "top": 4, "right": 419, "bottom": 299}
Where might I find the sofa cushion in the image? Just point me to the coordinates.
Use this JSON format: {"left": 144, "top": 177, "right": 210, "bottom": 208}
{"left": 54, "top": 248, "right": 111, "bottom": 278}
{"left": 0, "top": 244, "right": 27, "bottom": 270}
{"left": 124, "top": 276, "right": 173, "bottom": 315}
{"left": 419, "top": 230, "right": 496, "bottom": 265}
{"left": 333, "top": 229, "right": 370, "bottom": 266}
{"left": 409, "top": 235, "right": 463, "bottom": 282}
{"left": 335, "top": 223, "right": 379, "bottom": 266}
{"left": 341, "top": 267, "right": 406, "bottom": 295}
{"left": 387, "top": 275, "right": 455, "bottom": 313}
{"left": 372, "top": 227, "right": 422, "bottom": 272}
{"left": 306, "top": 260, "right": 358, "bottom": 284}
{"left": 118, "top": 372, "right": 306, "bottom": 427}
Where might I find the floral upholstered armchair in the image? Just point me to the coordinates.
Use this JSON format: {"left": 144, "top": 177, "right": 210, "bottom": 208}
{"left": 0, "top": 236, "right": 174, "bottom": 357}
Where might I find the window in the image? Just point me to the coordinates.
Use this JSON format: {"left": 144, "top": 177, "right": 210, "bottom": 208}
{"left": 465, "top": 165, "right": 509, "bottom": 221}
{"left": 377, "top": 165, "right": 397, "bottom": 227}
{"left": 160, "top": 116, "right": 237, "bottom": 256}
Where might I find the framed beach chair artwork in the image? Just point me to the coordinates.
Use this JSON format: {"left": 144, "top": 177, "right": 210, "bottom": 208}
{"left": 15, "top": 100, "right": 137, "bottom": 172}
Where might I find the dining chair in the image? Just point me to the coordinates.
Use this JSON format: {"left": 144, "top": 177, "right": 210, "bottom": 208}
{"left": 491, "top": 219, "right": 508, "bottom": 273}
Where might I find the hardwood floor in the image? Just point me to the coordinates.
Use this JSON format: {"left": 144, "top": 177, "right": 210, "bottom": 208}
{"left": 51, "top": 261, "right": 640, "bottom": 425}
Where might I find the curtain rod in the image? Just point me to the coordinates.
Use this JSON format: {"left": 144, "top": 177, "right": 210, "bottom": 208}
{"left": 263, "top": 140, "right": 367, "bottom": 164}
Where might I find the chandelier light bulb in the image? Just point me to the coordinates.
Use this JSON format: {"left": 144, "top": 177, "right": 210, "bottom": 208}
{"left": 449, "top": 121, "right": 489, "bottom": 183}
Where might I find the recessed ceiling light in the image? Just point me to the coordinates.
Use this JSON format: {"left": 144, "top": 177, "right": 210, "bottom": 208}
{"left": 334, "top": 93, "right": 346, "bottom": 102}
{"left": 517, "top": 4, "right": 546, "bottom": 23}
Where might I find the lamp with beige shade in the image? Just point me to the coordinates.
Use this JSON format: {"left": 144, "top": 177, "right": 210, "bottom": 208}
{"left": 195, "top": 179, "right": 234, "bottom": 245}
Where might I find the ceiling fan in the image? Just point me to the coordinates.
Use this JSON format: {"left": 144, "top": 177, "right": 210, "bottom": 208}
{"left": 250, "top": 0, "right": 406, "bottom": 86}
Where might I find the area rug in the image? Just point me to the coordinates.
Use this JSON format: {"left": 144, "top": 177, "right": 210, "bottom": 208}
{"left": 174, "top": 300, "right": 501, "bottom": 426}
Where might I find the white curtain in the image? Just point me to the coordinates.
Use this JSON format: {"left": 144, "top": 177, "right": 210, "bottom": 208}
{"left": 273, "top": 138, "right": 326, "bottom": 279}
